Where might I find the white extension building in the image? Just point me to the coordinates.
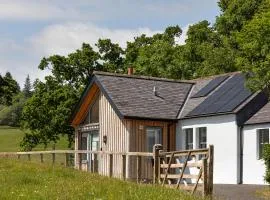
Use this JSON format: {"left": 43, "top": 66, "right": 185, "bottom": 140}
{"left": 176, "top": 72, "right": 269, "bottom": 184}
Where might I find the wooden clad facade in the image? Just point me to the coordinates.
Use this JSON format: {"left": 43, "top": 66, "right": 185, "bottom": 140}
{"left": 74, "top": 88, "right": 177, "bottom": 180}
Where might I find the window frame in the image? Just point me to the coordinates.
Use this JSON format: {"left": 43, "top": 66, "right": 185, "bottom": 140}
{"left": 257, "top": 128, "right": 269, "bottom": 159}
{"left": 145, "top": 127, "right": 162, "bottom": 152}
{"left": 184, "top": 128, "right": 194, "bottom": 150}
{"left": 196, "top": 127, "right": 207, "bottom": 149}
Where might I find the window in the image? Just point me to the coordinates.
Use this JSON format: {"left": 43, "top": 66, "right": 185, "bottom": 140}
{"left": 90, "top": 97, "right": 99, "bottom": 123}
{"left": 197, "top": 127, "right": 207, "bottom": 149}
{"left": 81, "top": 134, "right": 88, "bottom": 160}
{"left": 82, "top": 96, "right": 99, "bottom": 125}
{"left": 184, "top": 128, "right": 193, "bottom": 150}
{"left": 146, "top": 127, "right": 162, "bottom": 152}
{"left": 257, "top": 129, "right": 269, "bottom": 159}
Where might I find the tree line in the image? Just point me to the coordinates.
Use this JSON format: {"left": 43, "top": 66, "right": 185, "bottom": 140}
{"left": 0, "top": 73, "right": 32, "bottom": 126}
{"left": 1, "top": 0, "right": 270, "bottom": 150}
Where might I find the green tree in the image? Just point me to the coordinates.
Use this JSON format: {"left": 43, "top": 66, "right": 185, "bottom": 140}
{"left": 0, "top": 72, "right": 20, "bottom": 106}
{"left": 21, "top": 77, "right": 78, "bottom": 150}
{"left": 236, "top": 0, "right": 270, "bottom": 93}
{"left": 96, "top": 39, "right": 125, "bottom": 73}
{"left": 23, "top": 74, "right": 32, "bottom": 98}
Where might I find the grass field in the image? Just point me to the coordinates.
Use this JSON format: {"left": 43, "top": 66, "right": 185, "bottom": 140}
{"left": 0, "top": 158, "right": 203, "bottom": 200}
{"left": 0, "top": 126, "right": 70, "bottom": 152}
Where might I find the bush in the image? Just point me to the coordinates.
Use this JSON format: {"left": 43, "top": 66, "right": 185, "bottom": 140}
{"left": 262, "top": 144, "right": 270, "bottom": 184}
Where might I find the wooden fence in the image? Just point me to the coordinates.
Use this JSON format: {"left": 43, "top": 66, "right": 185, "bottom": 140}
{"left": 0, "top": 146, "right": 213, "bottom": 197}
{"left": 153, "top": 145, "right": 214, "bottom": 196}
{"left": 0, "top": 150, "right": 153, "bottom": 183}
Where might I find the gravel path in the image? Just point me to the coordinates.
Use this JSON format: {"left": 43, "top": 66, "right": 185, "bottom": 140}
{"left": 213, "top": 184, "right": 268, "bottom": 200}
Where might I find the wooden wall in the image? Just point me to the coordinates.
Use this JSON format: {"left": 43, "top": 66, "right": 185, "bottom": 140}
{"left": 74, "top": 87, "right": 177, "bottom": 180}
{"left": 127, "top": 119, "right": 176, "bottom": 180}
{"left": 99, "top": 93, "right": 129, "bottom": 178}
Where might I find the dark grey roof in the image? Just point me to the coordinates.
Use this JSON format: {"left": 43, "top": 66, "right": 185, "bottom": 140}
{"left": 181, "top": 73, "right": 254, "bottom": 118}
{"left": 245, "top": 102, "right": 270, "bottom": 125}
{"left": 94, "top": 72, "right": 193, "bottom": 120}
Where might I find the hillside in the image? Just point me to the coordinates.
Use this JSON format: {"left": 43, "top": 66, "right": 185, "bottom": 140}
{"left": 0, "top": 126, "right": 69, "bottom": 152}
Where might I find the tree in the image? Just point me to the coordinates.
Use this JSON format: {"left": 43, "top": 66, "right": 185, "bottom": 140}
{"left": 21, "top": 77, "right": 78, "bottom": 150}
{"left": 23, "top": 74, "right": 32, "bottom": 98}
{"left": 96, "top": 39, "right": 125, "bottom": 73}
{"left": 0, "top": 72, "right": 20, "bottom": 106}
{"left": 21, "top": 43, "right": 106, "bottom": 149}
{"left": 236, "top": 0, "right": 270, "bottom": 93}
{"left": 216, "top": 0, "right": 263, "bottom": 36}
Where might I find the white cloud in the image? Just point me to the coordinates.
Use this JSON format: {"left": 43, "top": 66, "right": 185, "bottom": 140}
{"left": 30, "top": 22, "right": 161, "bottom": 56}
{"left": 0, "top": 0, "right": 99, "bottom": 21}
{"left": 175, "top": 24, "right": 191, "bottom": 45}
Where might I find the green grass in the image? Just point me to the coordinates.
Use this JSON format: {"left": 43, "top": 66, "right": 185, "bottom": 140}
{"left": 0, "top": 126, "right": 72, "bottom": 166}
{"left": 0, "top": 126, "right": 70, "bottom": 152}
{"left": 0, "top": 158, "right": 203, "bottom": 200}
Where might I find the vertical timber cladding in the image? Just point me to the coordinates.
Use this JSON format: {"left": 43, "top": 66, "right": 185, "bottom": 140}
{"left": 99, "top": 93, "right": 129, "bottom": 178}
{"left": 127, "top": 119, "right": 176, "bottom": 181}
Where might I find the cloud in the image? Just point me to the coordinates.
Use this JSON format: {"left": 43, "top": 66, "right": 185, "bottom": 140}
{"left": 175, "top": 24, "right": 191, "bottom": 45}
{"left": 30, "top": 22, "right": 161, "bottom": 56}
{"left": 0, "top": 0, "right": 99, "bottom": 21}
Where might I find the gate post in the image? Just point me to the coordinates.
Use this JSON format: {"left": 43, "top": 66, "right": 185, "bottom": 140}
{"left": 153, "top": 144, "right": 163, "bottom": 184}
{"left": 208, "top": 145, "right": 214, "bottom": 196}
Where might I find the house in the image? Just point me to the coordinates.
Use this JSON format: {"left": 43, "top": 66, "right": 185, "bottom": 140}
{"left": 70, "top": 69, "right": 269, "bottom": 184}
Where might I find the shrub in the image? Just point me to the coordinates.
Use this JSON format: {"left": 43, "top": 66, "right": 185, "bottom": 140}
{"left": 262, "top": 144, "right": 270, "bottom": 184}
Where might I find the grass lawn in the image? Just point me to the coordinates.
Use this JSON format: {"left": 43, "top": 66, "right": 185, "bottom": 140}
{"left": 0, "top": 158, "right": 203, "bottom": 200}
{"left": 0, "top": 126, "right": 72, "bottom": 166}
{"left": 0, "top": 126, "right": 70, "bottom": 152}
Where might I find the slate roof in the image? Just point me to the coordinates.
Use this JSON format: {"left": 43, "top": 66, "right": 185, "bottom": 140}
{"left": 72, "top": 71, "right": 265, "bottom": 123}
{"left": 245, "top": 102, "right": 270, "bottom": 125}
{"left": 93, "top": 72, "right": 193, "bottom": 120}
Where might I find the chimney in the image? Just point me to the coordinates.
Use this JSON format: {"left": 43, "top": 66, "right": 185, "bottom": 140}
{"left": 128, "top": 67, "right": 134, "bottom": 75}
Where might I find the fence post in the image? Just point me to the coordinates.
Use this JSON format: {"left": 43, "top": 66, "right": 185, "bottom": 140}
{"left": 65, "top": 153, "right": 69, "bottom": 167}
{"left": 17, "top": 154, "right": 20, "bottom": 160}
{"left": 208, "top": 145, "right": 214, "bottom": 196}
{"left": 40, "top": 153, "right": 44, "bottom": 163}
{"left": 93, "top": 153, "right": 98, "bottom": 173}
{"left": 27, "top": 154, "right": 31, "bottom": 161}
{"left": 202, "top": 158, "right": 208, "bottom": 196}
{"left": 153, "top": 144, "right": 163, "bottom": 184}
{"left": 136, "top": 155, "right": 141, "bottom": 183}
{"left": 52, "top": 144, "right": 55, "bottom": 165}
{"left": 122, "top": 154, "right": 126, "bottom": 180}
{"left": 109, "top": 153, "right": 113, "bottom": 177}
{"left": 79, "top": 153, "right": 82, "bottom": 170}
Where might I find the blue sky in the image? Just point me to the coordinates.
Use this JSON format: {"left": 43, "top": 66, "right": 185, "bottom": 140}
{"left": 0, "top": 0, "right": 220, "bottom": 87}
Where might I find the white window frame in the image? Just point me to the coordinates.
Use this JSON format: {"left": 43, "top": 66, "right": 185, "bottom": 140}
{"left": 196, "top": 127, "right": 207, "bottom": 149}
{"left": 257, "top": 128, "right": 269, "bottom": 159}
{"left": 184, "top": 128, "right": 194, "bottom": 150}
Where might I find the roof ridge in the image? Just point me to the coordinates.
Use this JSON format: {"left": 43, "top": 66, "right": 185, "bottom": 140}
{"left": 190, "top": 71, "right": 242, "bottom": 82}
{"left": 93, "top": 71, "right": 195, "bottom": 84}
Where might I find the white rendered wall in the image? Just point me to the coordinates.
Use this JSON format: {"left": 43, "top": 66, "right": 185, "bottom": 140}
{"left": 177, "top": 114, "right": 239, "bottom": 184}
{"left": 243, "top": 124, "right": 269, "bottom": 185}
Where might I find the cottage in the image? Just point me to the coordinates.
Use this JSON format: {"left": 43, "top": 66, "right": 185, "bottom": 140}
{"left": 70, "top": 70, "right": 269, "bottom": 184}
{"left": 70, "top": 70, "right": 193, "bottom": 180}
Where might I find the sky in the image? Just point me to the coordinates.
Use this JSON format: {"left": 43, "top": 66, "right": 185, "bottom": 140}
{"left": 0, "top": 0, "right": 220, "bottom": 87}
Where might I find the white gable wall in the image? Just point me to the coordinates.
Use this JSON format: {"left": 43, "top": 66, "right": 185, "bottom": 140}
{"left": 177, "top": 114, "right": 240, "bottom": 184}
{"left": 243, "top": 124, "right": 269, "bottom": 185}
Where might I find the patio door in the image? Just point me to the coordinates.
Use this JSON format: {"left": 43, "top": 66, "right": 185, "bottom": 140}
{"left": 81, "top": 130, "right": 99, "bottom": 171}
